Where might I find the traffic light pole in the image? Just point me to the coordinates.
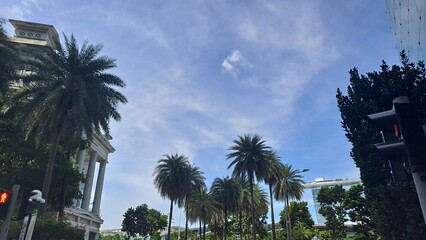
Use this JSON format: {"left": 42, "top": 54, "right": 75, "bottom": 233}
{"left": 0, "top": 184, "right": 20, "bottom": 240}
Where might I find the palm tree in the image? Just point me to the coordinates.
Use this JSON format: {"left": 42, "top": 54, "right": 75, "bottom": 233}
{"left": 184, "top": 164, "right": 206, "bottom": 240}
{"left": 187, "top": 188, "right": 220, "bottom": 240}
{"left": 13, "top": 34, "right": 127, "bottom": 204}
{"left": 234, "top": 176, "right": 250, "bottom": 239}
{"left": 0, "top": 18, "right": 19, "bottom": 95}
{"left": 292, "top": 222, "right": 312, "bottom": 240}
{"left": 235, "top": 178, "right": 269, "bottom": 240}
{"left": 274, "top": 164, "right": 305, "bottom": 240}
{"left": 210, "top": 176, "right": 242, "bottom": 240}
{"left": 227, "top": 134, "right": 271, "bottom": 240}
{"left": 264, "top": 151, "right": 285, "bottom": 240}
{"left": 153, "top": 154, "right": 192, "bottom": 240}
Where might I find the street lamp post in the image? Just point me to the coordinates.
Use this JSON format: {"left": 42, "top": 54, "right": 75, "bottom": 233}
{"left": 286, "top": 168, "right": 310, "bottom": 240}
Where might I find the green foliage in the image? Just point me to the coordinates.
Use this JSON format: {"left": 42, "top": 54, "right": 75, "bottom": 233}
{"left": 0, "top": 93, "right": 84, "bottom": 211}
{"left": 12, "top": 33, "right": 127, "bottom": 202}
{"left": 292, "top": 222, "right": 313, "bottom": 240}
{"left": 227, "top": 134, "right": 271, "bottom": 240}
{"left": 7, "top": 217, "right": 85, "bottom": 240}
{"left": 153, "top": 154, "right": 205, "bottom": 240}
{"left": 99, "top": 233, "right": 124, "bottom": 240}
{"left": 0, "top": 18, "right": 19, "bottom": 95}
{"left": 187, "top": 188, "right": 220, "bottom": 239}
{"left": 210, "top": 176, "right": 242, "bottom": 239}
{"left": 121, "top": 203, "right": 167, "bottom": 238}
{"left": 336, "top": 53, "right": 426, "bottom": 239}
{"left": 316, "top": 185, "right": 380, "bottom": 240}
{"left": 169, "top": 230, "right": 198, "bottom": 240}
{"left": 344, "top": 185, "right": 376, "bottom": 239}
{"left": 279, "top": 201, "right": 314, "bottom": 229}
{"left": 317, "top": 185, "right": 347, "bottom": 240}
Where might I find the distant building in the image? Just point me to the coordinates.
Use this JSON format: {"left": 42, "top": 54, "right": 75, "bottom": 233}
{"left": 303, "top": 178, "right": 362, "bottom": 224}
{"left": 385, "top": 0, "right": 426, "bottom": 62}
{"left": 8, "top": 19, "right": 114, "bottom": 240}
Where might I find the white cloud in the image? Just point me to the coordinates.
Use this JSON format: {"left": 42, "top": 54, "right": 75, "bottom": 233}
{"left": 221, "top": 50, "right": 251, "bottom": 77}
{"left": 0, "top": 0, "right": 43, "bottom": 20}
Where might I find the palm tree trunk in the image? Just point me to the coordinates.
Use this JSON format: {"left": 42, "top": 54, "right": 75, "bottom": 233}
{"left": 40, "top": 126, "right": 63, "bottom": 216}
{"left": 269, "top": 184, "right": 276, "bottom": 240}
{"left": 239, "top": 210, "right": 243, "bottom": 240}
{"left": 286, "top": 195, "right": 292, "bottom": 240}
{"left": 58, "top": 147, "right": 72, "bottom": 219}
{"left": 185, "top": 201, "right": 189, "bottom": 240}
{"left": 203, "top": 217, "right": 206, "bottom": 240}
{"left": 168, "top": 200, "right": 174, "bottom": 240}
{"left": 199, "top": 220, "right": 202, "bottom": 240}
{"left": 224, "top": 209, "right": 228, "bottom": 240}
{"left": 249, "top": 175, "right": 257, "bottom": 240}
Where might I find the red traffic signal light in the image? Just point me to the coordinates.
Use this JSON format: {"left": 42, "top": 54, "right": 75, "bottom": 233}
{"left": 0, "top": 189, "right": 11, "bottom": 205}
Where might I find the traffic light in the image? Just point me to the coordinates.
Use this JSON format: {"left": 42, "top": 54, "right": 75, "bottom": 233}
{"left": 0, "top": 189, "right": 12, "bottom": 218}
{"left": 368, "top": 96, "right": 426, "bottom": 176}
{"left": 0, "top": 189, "right": 11, "bottom": 205}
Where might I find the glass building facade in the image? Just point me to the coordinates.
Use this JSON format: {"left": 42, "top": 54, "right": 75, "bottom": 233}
{"left": 386, "top": 0, "right": 426, "bottom": 62}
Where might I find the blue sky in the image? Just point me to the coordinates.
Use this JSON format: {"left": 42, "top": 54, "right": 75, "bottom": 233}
{"left": 1, "top": 0, "right": 403, "bottom": 230}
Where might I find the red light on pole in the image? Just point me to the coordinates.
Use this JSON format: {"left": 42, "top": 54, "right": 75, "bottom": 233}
{"left": 0, "top": 190, "right": 11, "bottom": 205}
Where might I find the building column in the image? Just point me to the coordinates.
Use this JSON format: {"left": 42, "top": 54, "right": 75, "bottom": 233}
{"left": 73, "top": 149, "right": 87, "bottom": 208}
{"left": 76, "top": 149, "right": 86, "bottom": 173}
{"left": 82, "top": 152, "right": 97, "bottom": 210}
{"left": 92, "top": 159, "right": 107, "bottom": 215}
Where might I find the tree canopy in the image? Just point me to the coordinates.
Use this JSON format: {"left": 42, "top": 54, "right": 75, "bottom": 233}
{"left": 336, "top": 53, "right": 426, "bottom": 238}
{"left": 12, "top": 34, "right": 127, "bottom": 204}
{"left": 279, "top": 201, "right": 314, "bottom": 230}
{"left": 121, "top": 204, "right": 167, "bottom": 238}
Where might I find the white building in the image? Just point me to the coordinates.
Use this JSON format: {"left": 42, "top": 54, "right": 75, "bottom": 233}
{"left": 8, "top": 19, "right": 114, "bottom": 240}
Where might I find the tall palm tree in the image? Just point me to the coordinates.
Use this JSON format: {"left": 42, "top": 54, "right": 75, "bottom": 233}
{"left": 264, "top": 151, "right": 285, "bottom": 240}
{"left": 187, "top": 188, "right": 220, "bottom": 240}
{"left": 274, "top": 164, "right": 305, "bottom": 240}
{"left": 0, "top": 18, "right": 19, "bottom": 95}
{"left": 227, "top": 134, "right": 271, "bottom": 240}
{"left": 184, "top": 164, "right": 206, "bottom": 240}
{"left": 235, "top": 178, "right": 269, "bottom": 240}
{"left": 153, "top": 154, "right": 192, "bottom": 240}
{"left": 13, "top": 34, "right": 127, "bottom": 203}
{"left": 211, "top": 176, "right": 242, "bottom": 240}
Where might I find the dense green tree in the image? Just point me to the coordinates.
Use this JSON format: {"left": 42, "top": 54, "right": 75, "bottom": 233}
{"left": 0, "top": 18, "right": 19, "bottom": 94}
{"left": 153, "top": 154, "right": 193, "bottom": 240}
{"left": 274, "top": 164, "right": 305, "bottom": 239}
{"left": 99, "top": 234, "right": 123, "bottom": 240}
{"left": 227, "top": 134, "right": 271, "bottom": 240}
{"left": 12, "top": 34, "right": 127, "bottom": 205}
{"left": 210, "top": 176, "right": 242, "bottom": 240}
{"left": 336, "top": 53, "right": 426, "bottom": 239}
{"left": 264, "top": 151, "right": 284, "bottom": 240}
{"left": 279, "top": 201, "right": 314, "bottom": 230}
{"left": 121, "top": 204, "right": 167, "bottom": 238}
{"left": 317, "top": 185, "right": 346, "bottom": 240}
{"left": 187, "top": 188, "right": 220, "bottom": 240}
{"left": 344, "top": 184, "right": 376, "bottom": 239}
